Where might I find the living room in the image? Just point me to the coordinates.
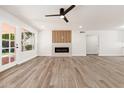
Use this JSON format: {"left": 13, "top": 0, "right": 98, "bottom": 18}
{"left": 0, "top": 5, "right": 124, "bottom": 88}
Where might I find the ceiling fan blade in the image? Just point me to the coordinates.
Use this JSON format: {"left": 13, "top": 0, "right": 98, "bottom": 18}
{"left": 63, "top": 16, "right": 69, "bottom": 23}
{"left": 64, "top": 5, "right": 76, "bottom": 15}
{"left": 45, "top": 14, "right": 60, "bottom": 17}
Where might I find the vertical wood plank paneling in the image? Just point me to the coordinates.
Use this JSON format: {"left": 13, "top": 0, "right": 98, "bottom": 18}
{"left": 66, "top": 31, "right": 69, "bottom": 43}
{"left": 61, "top": 31, "right": 64, "bottom": 43}
{"left": 58, "top": 31, "right": 62, "bottom": 43}
{"left": 67, "top": 31, "right": 70, "bottom": 43}
{"left": 52, "top": 30, "right": 71, "bottom": 43}
{"left": 56, "top": 32, "right": 61, "bottom": 43}
{"left": 69, "top": 31, "right": 71, "bottom": 43}
{"left": 63, "top": 31, "right": 66, "bottom": 43}
{"left": 52, "top": 31, "right": 55, "bottom": 43}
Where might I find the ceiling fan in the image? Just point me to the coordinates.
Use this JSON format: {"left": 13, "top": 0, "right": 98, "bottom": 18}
{"left": 45, "top": 5, "right": 76, "bottom": 23}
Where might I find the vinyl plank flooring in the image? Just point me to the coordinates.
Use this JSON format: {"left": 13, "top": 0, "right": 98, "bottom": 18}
{"left": 0, "top": 55, "right": 124, "bottom": 88}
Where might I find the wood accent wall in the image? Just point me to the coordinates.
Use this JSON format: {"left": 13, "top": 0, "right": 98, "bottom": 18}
{"left": 52, "top": 30, "right": 71, "bottom": 43}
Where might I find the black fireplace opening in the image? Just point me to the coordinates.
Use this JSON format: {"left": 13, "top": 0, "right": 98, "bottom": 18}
{"left": 55, "top": 47, "right": 69, "bottom": 53}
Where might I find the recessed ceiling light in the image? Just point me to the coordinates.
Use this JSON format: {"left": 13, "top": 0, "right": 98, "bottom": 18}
{"left": 79, "top": 26, "right": 83, "bottom": 28}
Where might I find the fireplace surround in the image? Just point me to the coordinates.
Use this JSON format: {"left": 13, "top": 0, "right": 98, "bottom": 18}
{"left": 52, "top": 43, "right": 72, "bottom": 56}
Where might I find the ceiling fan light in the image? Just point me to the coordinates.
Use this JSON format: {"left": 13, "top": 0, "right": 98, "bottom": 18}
{"left": 60, "top": 15, "right": 64, "bottom": 19}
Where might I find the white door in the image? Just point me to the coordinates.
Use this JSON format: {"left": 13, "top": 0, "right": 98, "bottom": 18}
{"left": 86, "top": 35, "right": 98, "bottom": 54}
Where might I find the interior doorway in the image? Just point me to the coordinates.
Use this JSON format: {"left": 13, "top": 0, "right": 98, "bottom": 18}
{"left": 86, "top": 35, "right": 99, "bottom": 55}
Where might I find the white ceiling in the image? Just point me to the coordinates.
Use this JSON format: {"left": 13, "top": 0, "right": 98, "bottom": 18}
{"left": 1, "top": 5, "right": 124, "bottom": 31}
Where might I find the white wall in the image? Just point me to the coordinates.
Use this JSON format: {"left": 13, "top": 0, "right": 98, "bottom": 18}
{"left": 0, "top": 8, "right": 38, "bottom": 68}
{"left": 38, "top": 30, "right": 52, "bottom": 56}
{"left": 99, "top": 31, "right": 122, "bottom": 56}
{"left": 38, "top": 30, "right": 86, "bottom": 56}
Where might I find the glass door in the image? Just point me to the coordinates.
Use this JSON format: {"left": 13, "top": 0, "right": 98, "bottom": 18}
{"left": 1, "top": 23, "right": 16, "bottom": 66}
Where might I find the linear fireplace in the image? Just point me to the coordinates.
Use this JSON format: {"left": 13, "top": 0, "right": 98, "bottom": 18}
{"left": 55, "top": 47, "right": 69, "bottom": 53}
{"left": 52, "top": 43, "right": 71, "bottom": 56}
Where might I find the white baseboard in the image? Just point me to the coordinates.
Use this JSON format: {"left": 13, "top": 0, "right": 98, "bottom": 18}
{"left": 99, "top": 49, "right": 122, "bottom": 56}
{"left": 99, "top": 54, "right": 122, "bottom": 56}
{"left": 0, "top": 62, "right": 16, "bottom": 72}
{"left": 72, "top": 54, "right": 86, "bottom": 56}
{"left": 17, "top": 55, "right": 37, "bottom": 64}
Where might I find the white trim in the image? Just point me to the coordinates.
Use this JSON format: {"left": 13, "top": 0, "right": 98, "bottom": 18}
{"left": 0, "top": 62, "right": 16, "bottom": 72}
{"left": 17, "top": 55, "right": 37, "bottom": 64}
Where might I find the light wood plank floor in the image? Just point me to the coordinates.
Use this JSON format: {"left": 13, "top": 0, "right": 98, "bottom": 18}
{"left": 0, "top": 55, "right": 124, "bottom": 88}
